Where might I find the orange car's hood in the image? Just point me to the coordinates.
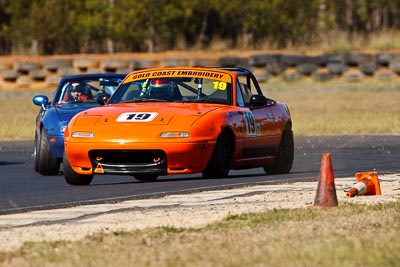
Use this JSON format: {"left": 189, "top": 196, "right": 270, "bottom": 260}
{"left": 73, "top": 102, "right": 223, "bottom": 127}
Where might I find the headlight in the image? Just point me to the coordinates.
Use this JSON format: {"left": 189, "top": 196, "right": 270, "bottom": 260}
{"left": 72, "top": 131, "right": 95, "bottom": 138}
{"left": 160, "top": 131, "right": 190, "bottom": 138}
{"left": 61, "top": 126, "right": 67, "bottom": 133}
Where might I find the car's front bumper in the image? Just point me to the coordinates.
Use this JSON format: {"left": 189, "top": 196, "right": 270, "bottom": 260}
{"left": 65, "top": 140, "right": 216, "bottom": 176}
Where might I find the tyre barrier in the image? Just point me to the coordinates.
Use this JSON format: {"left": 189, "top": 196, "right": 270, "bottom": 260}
{"left": 280, "top": 54, "right": 309, "bottom": 67}
{"left": 99, "top": 59, "right": 128, "bottom": 73}
{"left": 296, "top": 63, "right": 318, "bottom": 76}
{"left": 14, "top": 62, "right": 41, "bottom": 75}
{"left": 43, "top": 59, "right": 73, "bottom": 73}
{"left": 160, "top": 58, "right": 189, "bottom": 67}
{"left": 1, "top": 52, "right": 400, "bottom": 89}
{"left": 312, "top": 70, "right": 332, "bottom": 82}
{"left": 72, "top": 58, "right": 98, "bottom": 72}
{"left": 188, "top": 58, "right": 219, "bottom": 67}
{"left": 389, "top": 61, "right": 400, "bottom": 74}
{"left": 327, "top": 62, "right": 348, "bottom": 76}
{"left": 129, "top": 59, "right": 158, "bottom": 70}
{"left": 249, "top": 54, "right": 277, "bottom": 67}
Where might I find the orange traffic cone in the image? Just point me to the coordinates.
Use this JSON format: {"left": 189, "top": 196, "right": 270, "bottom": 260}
{"left": 314, "top": 153, "right": 338, "bottom": 207}
{"left": 346, "top": 171, "right": 381, "bottom": 197}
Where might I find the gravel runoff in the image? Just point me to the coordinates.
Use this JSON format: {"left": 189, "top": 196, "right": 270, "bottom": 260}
{"left": 0, "top": 174, "right": 399, "bottom": 252}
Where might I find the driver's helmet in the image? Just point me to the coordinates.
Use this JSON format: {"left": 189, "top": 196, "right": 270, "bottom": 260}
{"left": 149, "top": 78, "right": 173, "bottom": 100}
{"left": 68, "top": 82, "right": 89, "bottom": 101}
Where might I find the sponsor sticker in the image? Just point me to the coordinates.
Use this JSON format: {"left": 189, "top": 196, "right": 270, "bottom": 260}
{"left": 124, "top": 69, "right": 231, "bottom": 83}
{"left": 243, "top": 110, "right": 257, "bottom": 137}
{"left": 116, "top": 112, "right": 158, "bottom": 122}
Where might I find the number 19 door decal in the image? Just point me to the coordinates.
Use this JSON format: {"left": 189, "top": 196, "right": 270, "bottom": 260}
{"left": 243, "top": 111, "right": 257, "bottom": 137}
{"left": 116, "top": 112, "right": 158, "bottom": 122}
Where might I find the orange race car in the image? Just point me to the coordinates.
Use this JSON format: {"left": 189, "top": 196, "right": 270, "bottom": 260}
{"left": 63, "top": 67, "right": 294, "bottom": 185}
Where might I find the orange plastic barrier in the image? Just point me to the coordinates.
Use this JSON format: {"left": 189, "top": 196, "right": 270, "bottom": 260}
{"left": 346, "top": 171, "right": 381, "bottom": 197}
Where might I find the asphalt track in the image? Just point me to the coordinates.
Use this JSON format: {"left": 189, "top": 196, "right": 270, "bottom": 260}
{"left": 0, "top": 135, "right": 399, "bottom": 214}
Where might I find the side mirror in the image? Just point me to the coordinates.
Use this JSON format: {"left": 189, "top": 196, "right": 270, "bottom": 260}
{"left": 32, "top": 95, "right": 49, "bottom": 109}
{"left": 249, "top": 95, "right": 275, "bottom": 108}
{"left": 96, "top": 93, "right": 110, "bottom": 105}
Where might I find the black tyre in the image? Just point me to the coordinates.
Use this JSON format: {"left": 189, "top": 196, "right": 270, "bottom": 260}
{"left": 30, "top": 69, "right": 47, "bottom": 81}
{"left": 375, "top": 53, "right": 395, "bottom": 66}
{"left": 219, "top": 56, "right": 241, "bottom": 67}
{"left": 312, "top": 70, "right": 332, "bottom": 82}
{"left": 266, "top": 60, "right": 286, "bottom": 75}
{"left": 33, "top": 132, "right": 40, "bottom": 172}
{"left": 43, "top": 59, "right": 73, "bottom": 72}
{"left": 249, "top": 54, "right": 278, "bottom": 67}
{"left": 326, "top": 53, "right": 344, "bottom": 64}
{"left": 202, "top": 129, "right": 232, "bottom": 178}
{"left": 264, "top": 124, "right": 294, "bottom": 175}
{"left": 359, "top": 62, "right": 377, "bottom": 76}
{"left": 37, "top": 129, "right": 60, "bottom": 175}
{"left": 296, "top": 63, "right": 318, "bottom": 76}
{"left": 63, "top": 151, "right": 93, "bottom": 186}
{"left": 99, "top": 59, "right": 128, "bottom": 72}
{"left": 327, "top": 62, "right": 347, "bottom": 75}
{"left": 160, "top": 58, "right": 187, "bottom": 67}
{"left": 344, "top": 53, "right": 367, "bottom": 66}
{"left": 14, "top": 62, "right": 40, "bottom": 74}
{"left": 134, "top": 174, "right": 159, "bottom": 182}
{"left": 280, "top": 54, "right": 308, "bottom": 67}
{"left": 188, "top": 58, "right": 217, "bottom": 67}
{"left": 72, "top": 58, "right": 98, "bottom": 69}
{"left": 129, "top": 59, "right": 157, "bottom": 70}
{"left": 389, "top": 61, "right": 400, "bottom": 74}
{"left": 310, "top": 54, "right": 330, "bottom": 67}
{"left": 1, "top": 69, "right": 19, "bottom": 81}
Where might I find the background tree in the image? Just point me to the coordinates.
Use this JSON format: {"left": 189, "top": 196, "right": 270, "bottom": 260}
{"left": 1, "top": 0, "right": 400, "bottom": 55}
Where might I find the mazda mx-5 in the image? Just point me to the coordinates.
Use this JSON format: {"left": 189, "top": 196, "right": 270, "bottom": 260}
{"left": 63, "top": 67, "right": 294, "bottom": 185}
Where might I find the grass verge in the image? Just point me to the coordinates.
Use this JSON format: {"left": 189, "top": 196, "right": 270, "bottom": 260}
{"left": 1, "top": 202, "right": 398, "bottom": 267}
{"left": 0, "top": 91, "right": 42, "bottom": 141}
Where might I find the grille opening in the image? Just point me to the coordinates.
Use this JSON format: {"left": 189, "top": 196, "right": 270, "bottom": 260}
{"left": 89, "top": 150, "right": 166, "bottom": 165}
{"left": 88, "top": 149, "right": 168, "bottom": 175}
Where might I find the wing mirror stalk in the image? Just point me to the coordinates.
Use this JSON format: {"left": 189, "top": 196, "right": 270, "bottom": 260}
{"left": 249, "top": 95, "right": 275, "bottom": 109}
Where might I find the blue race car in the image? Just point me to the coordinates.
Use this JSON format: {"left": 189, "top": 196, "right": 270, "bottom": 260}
{"left": 32, "top": 73, "right": 126, "bottom": 175}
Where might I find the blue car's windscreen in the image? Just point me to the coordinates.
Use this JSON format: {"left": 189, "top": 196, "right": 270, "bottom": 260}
{"left": 54, "top": 77, "right": 124, "bottom": 105}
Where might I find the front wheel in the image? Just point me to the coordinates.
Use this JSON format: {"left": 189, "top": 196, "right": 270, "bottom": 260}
{"left": 37, "top": 129, "right": 60, "bottom": 175}
{"left": 202, "top": 129, "right": 232, "bottom": 178}
{"left": 63, "top": 151, "right": 93, "bottom": 186}
{"left": 264, "top": 124, "right": 294, "bottom": 175}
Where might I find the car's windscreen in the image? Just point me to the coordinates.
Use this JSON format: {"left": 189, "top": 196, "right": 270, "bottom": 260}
{"left": 108, "top": 76, "right": 232, "bottom": 105}
{"left": 55, "top": 77, "right": 124, "bottom": 105}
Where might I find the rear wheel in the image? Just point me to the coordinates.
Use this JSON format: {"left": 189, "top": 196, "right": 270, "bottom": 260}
{"left": 63, "top": 151, "right": 93, "bottom": 186}
{"left": 264, "top": 124, "right": 294, "bottom": 175}
{"left": 202, "top": 129, "right": 232, "bottom": 178}
{"left": 37, "top": 129, "right": 60, "bottom": 175}
{"left": 134, "top": 174, "right": 158, "bottom": 182}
